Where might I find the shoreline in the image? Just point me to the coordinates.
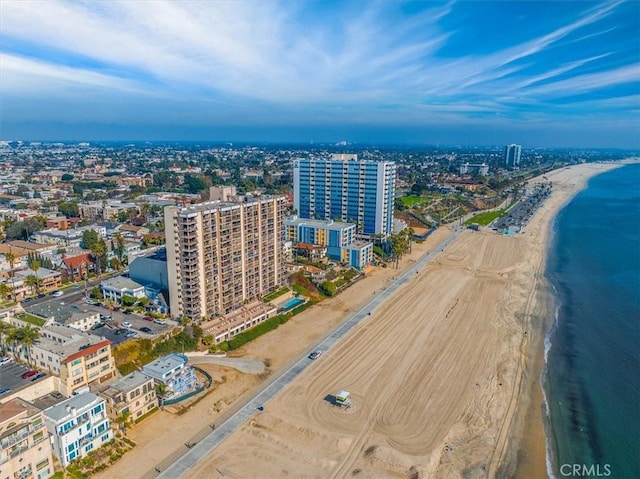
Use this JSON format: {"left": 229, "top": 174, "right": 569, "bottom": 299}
{"left": 506, "top": 161, "right": 630, "bottom": 479}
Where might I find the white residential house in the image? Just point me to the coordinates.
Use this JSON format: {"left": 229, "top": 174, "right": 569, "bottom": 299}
{"left": 100, "top": 277, "right": 146, "bottom": 303}
{"left": 43, "top": 393, "right": 113, "bottom": 467}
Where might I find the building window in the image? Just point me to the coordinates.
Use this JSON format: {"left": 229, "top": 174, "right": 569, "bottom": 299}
{"left": 71, "top": 359, "right": 82, "bottom": 366}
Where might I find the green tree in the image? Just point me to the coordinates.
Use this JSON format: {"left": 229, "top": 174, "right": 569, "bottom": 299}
{"left": 4, "top": 251, "right": 17, "bottom": 301}
{"left": 320, "top": 281, "right": 337, "bottom": 296}
{"left": 57, "top": 200, "right": 79, "bottom": 217}
{"left": 0, "top": 283, "right": 11, "bottom": 303}
{"left": 114, "top": 411, "right": 132, "bottom": 434}
{"left": 25, "top": 275, "right": 41, "bottom": 295}
{"left": 0, "top": 321, "right": 14, "bottom": 354}
{"left": 16, "top": 325, "right": 40, "bottom": 366}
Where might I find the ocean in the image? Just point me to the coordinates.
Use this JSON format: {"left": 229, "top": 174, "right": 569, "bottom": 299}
{"left": 545, "top": 163, "right": 640, "bottom": 479}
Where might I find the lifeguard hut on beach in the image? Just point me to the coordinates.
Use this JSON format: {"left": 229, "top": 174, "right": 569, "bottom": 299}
{"left": 335, "top": 390, "right": 352, "bottom": 409}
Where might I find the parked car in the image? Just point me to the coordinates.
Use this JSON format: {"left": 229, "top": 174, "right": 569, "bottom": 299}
{"left": 37, "top": 293, "right": 46, "bottom": 298}
{"left": 125, "top": 331, "right": 137, "bottom": 338}
{"left": 31, "top": 372, "right": 46, "bottom": 381}
{"left": 51, "top": 291, "right": 64, "bottom": 297}
{"left": 0, "top": 356, "right": 13, "bottom": 366}
{"left": 21, "top": 370, "right": 38, "bottom": 380}
{"left": 114, "top": 328, "right": 128, "bottom": 335}
{"left": 309, "top": 351, "right": 323, "bottom": 360}
{"left": 22, "top": 297, "right": 34, "bottom": 304}
{"left": 139, "top": 327, "right": 152, "bottom": 333}
{"left": 91, "top": 323, "right": 105, "bottom": 330}
{"left": 122, "top": 321, "right": 132, "bottom": 328}
{"left": 153, "top": 318, "right": 166, "bottom": 325}
{"left": 0, "top": 388, "right": 11, "bottom": 395}
{"left": 143, "top": 316, "right": 154, "bottom": 321}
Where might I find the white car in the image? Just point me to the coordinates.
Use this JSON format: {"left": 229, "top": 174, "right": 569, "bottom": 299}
{"left": 0, "top": 356, "right": 13, "bottom": 366}
{"left": 153, "top": 318, "right": 166, "bottom": 325}
{"left": 122, "top": 321, "right": 132, "bottom": 328}
{"left": 51, "top": 291, "right": 64, "bottom": 297}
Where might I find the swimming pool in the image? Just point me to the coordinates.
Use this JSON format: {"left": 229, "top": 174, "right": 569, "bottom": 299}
{"left": 281, "top": 297, "right": 305, "bottom": 311}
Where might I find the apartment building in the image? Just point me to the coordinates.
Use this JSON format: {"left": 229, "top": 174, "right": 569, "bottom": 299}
{"left": 97, "top": 371, "right": 157, "bottom": 424}
{"left": 165, "top": 188, "right": 286, "bottom": 321}
{"left": 43, "top": 393, "right": 112, "bottom": 467}
{"left": 293, "top": 154, "right": 396, "bottom": 237}
{"left": 31, "top": 325, "right": 116, "bottom": 396}
{"left": 0, "top": 398, "right": 54, "bottom": 479}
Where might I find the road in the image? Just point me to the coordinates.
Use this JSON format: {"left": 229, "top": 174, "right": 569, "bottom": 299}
{"left": 155, "top": 228, "right": 463, "bottom": 479}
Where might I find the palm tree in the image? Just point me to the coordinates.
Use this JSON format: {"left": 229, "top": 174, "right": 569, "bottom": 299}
{"left": 16, "top": 325, "right": 40, "bottom": 366}
{"left": 0, "top": 321, "right": 14, "bottom": 355}
{"left": 0, "top": 282, "right": 11, "bottom": 303}
{"left": 115, "top": 411, "right": 132, "bottom": 434}
{"left": 29, "top": 260, "right": 41, "bottom": 292}
{"left": 156, "top": 383, "right": 167, "bottom": 406}
{"left": 4, "top": 251, "right": 16, "bottom": 302}
{"left": 6, "top": 327, "right": 20, "bottom": 358}
{"left": 25, "top": 275, "right": 40, "bottom": 296}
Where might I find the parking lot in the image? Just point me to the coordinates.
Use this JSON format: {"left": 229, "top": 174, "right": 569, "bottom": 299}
{"left": 84, "top": 302, "right": 175, "bottom": 345}
{"left": 0, "top": 359, "right": 47, "bottom": 398}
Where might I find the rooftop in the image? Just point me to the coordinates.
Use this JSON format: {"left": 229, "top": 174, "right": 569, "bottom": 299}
{"left": 24, "top": 302, "right": 99, "bottom": 324}
{"left": 285, "top": 217, "right": 355, "bottom": 231}
{"left": 37, "top": 324, "right": 110, "bottom": 360}
{"left": 44, "top": 392, "right": 102, "bottom": 423}
{"left": 104, "top": 370, "right": 153, "bottom": 395}
{"left": 101, "top": 276, "right": 145, "bottom": 291}
{"left": 142, "top": 353, "right": 186, "bottom": 378}
{"left": 0, "top": 398, "right": 41, "bottom": 425}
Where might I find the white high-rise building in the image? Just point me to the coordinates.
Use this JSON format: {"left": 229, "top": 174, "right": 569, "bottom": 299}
{"left": 504, "top": 144, "right": 522, "bottom": 167}
{"left": 292, "top": 154, "right": 396, "bottom": 237}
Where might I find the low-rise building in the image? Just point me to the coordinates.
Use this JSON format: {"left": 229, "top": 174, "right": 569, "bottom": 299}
{"left": 100, "top": 277, "right": 146, "bottom": 303}
{"left": 141, "top": 354, "right": 196, "bottom": 399}
{"left": 97, "top": 371, "right": 157, "bottom": 424}
{"left": 31, "top": 325, "right": 116, "bottom": 396}
{"left": 342, "top": 241, "right": 373, "bottom": 270}
{"left": 23, "top": 303, "right": 100, "bottom": 332}
{"left": 0, "top": 398, "right": 54, "bottom": 479}
{"left": 43, "top": 393, "right": 112, "bottom": 467}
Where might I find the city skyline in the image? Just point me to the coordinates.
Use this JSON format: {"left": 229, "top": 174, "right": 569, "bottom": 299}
{"left": 1, "top": 0, "right": 638, "bottom": 148}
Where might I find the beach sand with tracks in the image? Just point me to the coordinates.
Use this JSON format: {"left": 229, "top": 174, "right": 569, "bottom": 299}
{"left": 180, "top": 163, "right": 622, "bottom": 479}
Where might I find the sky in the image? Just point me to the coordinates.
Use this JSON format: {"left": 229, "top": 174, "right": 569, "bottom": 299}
{"left": 1, "top": 0, "right": 638, "bottom": 148}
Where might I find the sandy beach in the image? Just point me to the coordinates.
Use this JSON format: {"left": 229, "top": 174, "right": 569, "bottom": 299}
{"left": 96, "top": 162, "right": 624, "bottom": 479}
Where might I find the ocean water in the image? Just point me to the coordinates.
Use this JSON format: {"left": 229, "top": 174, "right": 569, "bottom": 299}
{"left": 545, "top": 163, "right": 640, "bottom": 478}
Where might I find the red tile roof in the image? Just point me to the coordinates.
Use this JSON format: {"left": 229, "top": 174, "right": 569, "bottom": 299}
{"left": 63, "top": 254, "right": 94, "bottom": 270}
{"left": 64, "top": 340, "right": 111, "bottom": 364}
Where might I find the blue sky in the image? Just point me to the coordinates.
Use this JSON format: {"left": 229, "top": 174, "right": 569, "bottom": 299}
{"left": 1, "top": 0, "right": 638, "bottom": 147}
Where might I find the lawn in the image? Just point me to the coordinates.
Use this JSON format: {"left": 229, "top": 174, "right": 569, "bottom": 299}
{"left": 16, "top": 313, "right": 46, "bottom": 327}
{"left": 263, "top": 287, "right": 290, "bottom": 302}
{"left": 397, "top": 195, "right": 424, "bottom": 208}
{"left": 464, "top": 210, "right": 505, "bottom": 226}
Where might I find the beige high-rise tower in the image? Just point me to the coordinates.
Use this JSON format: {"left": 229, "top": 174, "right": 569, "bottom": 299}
{"left": 165, "top": 188, "right": 286, "bottom": 321}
